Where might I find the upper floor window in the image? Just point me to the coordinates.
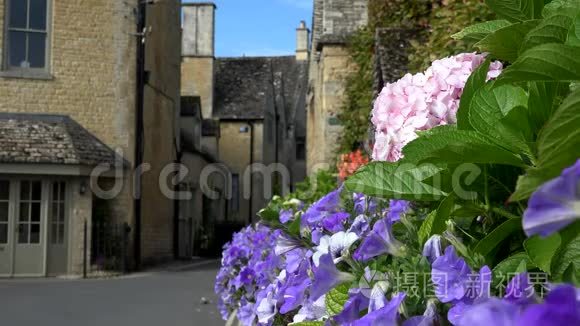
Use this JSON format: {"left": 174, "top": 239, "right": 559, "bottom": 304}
{"left": 4, "top": 0, "right": 50, "bottom": 72}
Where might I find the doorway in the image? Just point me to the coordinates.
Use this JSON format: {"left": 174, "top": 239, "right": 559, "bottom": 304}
{"left": 0, "top": 179, "right": 69, "bottom": 277}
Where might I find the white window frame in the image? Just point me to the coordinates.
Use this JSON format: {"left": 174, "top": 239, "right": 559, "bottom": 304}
{"left": 2, "top": 0, "right": 52, "bottom": 79}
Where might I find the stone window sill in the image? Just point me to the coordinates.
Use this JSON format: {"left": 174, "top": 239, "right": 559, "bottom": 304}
{"left": 0, "top": 70, "right": 53, "bottom": 80}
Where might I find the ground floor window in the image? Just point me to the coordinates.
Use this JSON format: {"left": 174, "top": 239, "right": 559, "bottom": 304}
{"left": 17, "top": 180, "right": 42, "bottom": 244}
{"left": 0, "top": 180, "right": 9, "bottom": 244}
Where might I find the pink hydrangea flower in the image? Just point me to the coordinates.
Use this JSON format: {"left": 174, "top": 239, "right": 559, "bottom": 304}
{"left": 371, "top": 53, "right": 502, "bottom": 162}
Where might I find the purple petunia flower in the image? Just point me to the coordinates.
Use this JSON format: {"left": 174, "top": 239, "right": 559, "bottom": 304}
{"left": 523, "top": 159, "right": 580, "bottom": 237}
{"left": 431, "top": 246, "right": 471, "bottom": 303}
{"left": 334, "top": 291, "right": 371, "bottom": 324}
{"left": 517, "top": 284, "right": 580, "bottom": 325}
{"left": 348, "top": 214, "right": 371, "bottom": 237}
{"left": 354, "top": 193, "right": 379, "bottom": 215}
{"left": 352, "top": 292, "right": 406, "bottom": 326}
{"left": 402, "top": 300, "right": 438, "bottom": 326}
{"left": 455, "top": 297, "right": 519, "bottom": 326}
{"left": 387, "top": 200, "right": 412, "bottom": 222}
{"left": 353, "top": 218, "right": 403, "bottom": 262}
{"left": 279, "top": 209, "right": 294, "bottom": 224}
{"left": 422, "top": 235, "right": 442, "bottom": 264}
{"left": 322, "top": 212, "right": 351, "bottom": 232}
{"left": 504, "top": 272, "right": 535, "bottom": 305}
{"left": 302, "top": 187, "right": 343, "bottom": 227}
{"left": 311, "top": 253, "right": 355, "bottom": 300}
{"left": 313, "top": 231, "right": 359, "bottom": 266}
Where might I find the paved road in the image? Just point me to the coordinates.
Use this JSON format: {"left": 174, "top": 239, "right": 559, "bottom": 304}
{"left": 0, "top": 260, "right": 223, "bottom": 326}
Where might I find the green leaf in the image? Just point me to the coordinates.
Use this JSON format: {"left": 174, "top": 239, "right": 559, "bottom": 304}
{"left": 424, "top": 195, "right": 455, "bottom": 245}
{"left": 258, "top": 207, "right": 279, "bottom": 223}
{"left": 485, "top": 0, "right": 545, "bottom": 21}
{"left": 543, "top": 0, "right": 580, "bottom": 17}
{"left": 475, "top": 20, "right": 540, "bottom": 61}
{"left": 418, "top": 210, "right": 437, "bottom": 246}
{"left": 562, "top": 263, "right": 579, "bottom": 284}
{"left": 551, "top": 232, "right": 580, "bottom": 280}
{"left": 344, "top": 161, "right": 448, "bottom": 201}
{"left": 452, "top": 20, "right": 512, "bottom": 42}
{"left": 524, "top": 233, "right": 562, "bottom": 273}
{"left": 288, "top": 216, "right": 301, "bottom": 236}
{"left": 457, "top": 59, "right": 492, "bottom": 130}
{"left": 511, "top": 88, "right": 580, "bottom": 200}
{"left": 325, "top": 283, "right": 350, "bottom": 316}
{"left": 496, "top": 43, "right": 580, "bottom": 84}
{"left": 567, "top": 13, "right": 580, "bottom": 46}
{"left": 402, "top": 126, "right": 527, "bottom": 167}
{"left": 527, "top": 81, "right": 568, "bottom": 133}
{"left": 492, "top": 251, "right": 534, "bottom": 285}
{"left": 520, "top": 12, "right": 577, "bottom": 54}
{"left": 469, "top": 85, "right": 532, "bottom": 156}
{"left": 475, "top": 218, "right": 523, "bottom": 256}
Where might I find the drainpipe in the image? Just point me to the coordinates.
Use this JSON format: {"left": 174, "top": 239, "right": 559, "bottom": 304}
{"left": 134, "top": 0, "right": 147, "bottom": 270}
{"left": 248, "top": 121, "right": 254, "bottom": 224}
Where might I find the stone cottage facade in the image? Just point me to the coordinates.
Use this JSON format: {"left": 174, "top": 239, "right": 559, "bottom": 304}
{"left": 0, "top": 0, "right": 181, "bottom": 276}
{"left": 180, "top": 3, "right": 308, "bottom": 253}
{"left": 306, "top": 0, "right": 368, "bottom": 174}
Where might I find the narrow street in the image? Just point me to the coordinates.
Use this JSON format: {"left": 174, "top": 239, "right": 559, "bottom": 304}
{"left": 0, "top": 260, "right": 223, "bottom": 326}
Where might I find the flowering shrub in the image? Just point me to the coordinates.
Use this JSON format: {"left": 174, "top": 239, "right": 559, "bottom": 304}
{"left": 371, "top": 53, "right": 502, "bottom": 162}
{"left": 216, "top": 0, "right": 580, "bottom": 324}
{"left": 337, "top": 149, "right": 369, "bottom": 181}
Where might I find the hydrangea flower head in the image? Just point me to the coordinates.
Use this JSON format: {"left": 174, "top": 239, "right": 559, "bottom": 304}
{"left": 371, "top": 53, "right": 502, "bottom": 162}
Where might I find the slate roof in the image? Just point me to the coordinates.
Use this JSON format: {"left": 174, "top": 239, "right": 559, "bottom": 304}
{"left": 214, "top": 56, "right": 308, "bottom": 124}
{"left": 0, "top": 113, "right": 125, "bottom": 166}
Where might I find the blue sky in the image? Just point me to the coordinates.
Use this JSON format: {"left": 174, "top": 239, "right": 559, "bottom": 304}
{"left": 183, "top": 0, "right": 313, "bottom": 57}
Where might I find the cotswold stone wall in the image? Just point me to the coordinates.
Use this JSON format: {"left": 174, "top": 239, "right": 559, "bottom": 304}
{"left": 0, "top": 0, "right": 181, "bottom": 266}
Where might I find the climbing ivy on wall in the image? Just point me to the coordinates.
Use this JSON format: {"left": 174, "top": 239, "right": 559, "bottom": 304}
{"left": 408, "top": 0, "right": 494, "bottom": 71}
{"left": 337, "top": 0, "right": 493, "bottom": 154}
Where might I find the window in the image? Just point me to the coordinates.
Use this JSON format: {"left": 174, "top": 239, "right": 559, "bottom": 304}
{"left": 50, "top": 182, "right": 66, "bottom": 245}
{"left": 230, "top": 174, "right": 239, "bottom": 213}
{"left": 18, "top": 180, "right": 42, "bottom": 244}
{"left": 296, "top": 138, "right": 306, "bottom": 160}
{"left": 4, "top": 0, "right": 50, "bottom": 71}
{"left": 0, "top": 181, "right": 9, "bottom": 244}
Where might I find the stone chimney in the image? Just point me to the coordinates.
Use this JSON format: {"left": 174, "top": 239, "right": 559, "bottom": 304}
{"left": 296, "top": 20, "right": 310, "bottom": 61}
{"left": 182, "top": 3, "right": 215, "bottom": 57}
{"left": 181, "top": 3, "right": 216, "bottom": 119}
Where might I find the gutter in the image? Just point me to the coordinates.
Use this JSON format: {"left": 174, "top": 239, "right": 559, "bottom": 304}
{"left": 134, "top": 0, "right": 147, "bottom": 270}
{"left": 248, "top": 121, "right": 254, "bottom": 224}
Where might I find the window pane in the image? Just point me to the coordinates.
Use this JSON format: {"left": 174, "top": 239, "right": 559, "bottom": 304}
{"left": 0, "top": 181, "right": 9, "bottom": 200}
{"left": 52, "top": 182, "right": 58, "bottom": 200}
{"left": 19, "top": 203, "right": 29, "bottom": 222}
{"left": 0, "top": 203, "right": 8, "bottom": 222}
{"left": 50, "top": 222, "right": 57, "bottom": 244}
{"left": 31, "top": 202, "right": 41, "bottom": 222}
{"left": 58, "top": 223, "right": 64, "bottom": 243}
{"left": 0, "top": 224, "right": 7, "bottom": 244}
{"left": 18, "top": 224, "right": 28, "bottom": 243}
{"left": 59, "top": 202, "right": 65, "bottom": 222}
{"left": 28, "top": 32, "right": 46, "bottom": 68}
{"left": 8, "top": 31, "right": 27, "bottom": 68}
{"left": 51, "top": 202, "right": 58, "bottom": 221}
{"left": 31, "top": 181, "right": 42, "bottom": 200}
{"left": 9, "top": 0, "right": 27, "bottom": 28}
{"left": 20, "top": 181, "right": 30, "bottom": 200}
{"left": 29, "top": 0, "right": 47, "bottom": 30}
{"left": 59, "top": 182, "right": 66, "bottom": 200}
{"left": 30, "top": 224, "right": 40, "bottom": 244}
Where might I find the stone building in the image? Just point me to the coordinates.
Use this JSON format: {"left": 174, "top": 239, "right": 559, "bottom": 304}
{"left": 0, "top": 0, "right": 181, "bottom": 276}
{"left": 180, "top": 3, "right": 308, "bottom": 252}
{"left": 306, "top": 0, "right": 368, "bottom": 174}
